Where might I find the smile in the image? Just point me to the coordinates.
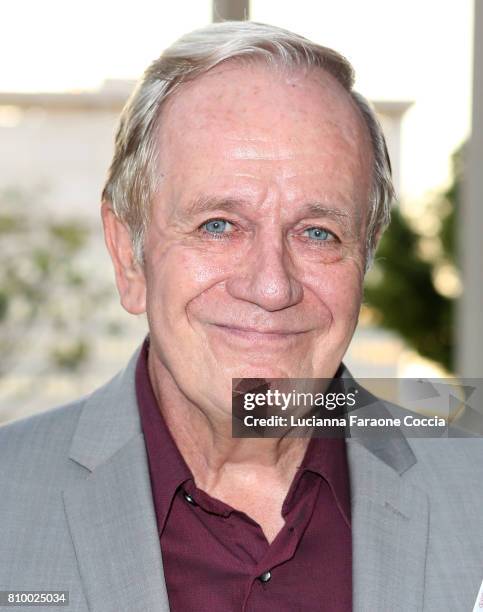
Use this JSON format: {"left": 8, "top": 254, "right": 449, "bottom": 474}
{"left": 211, "top": 324, "right": 309, "bottom": 344}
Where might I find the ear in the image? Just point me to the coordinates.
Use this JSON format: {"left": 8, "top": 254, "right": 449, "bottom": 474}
{"left": 101, "top": 201, "right": 146, "bottom": 315}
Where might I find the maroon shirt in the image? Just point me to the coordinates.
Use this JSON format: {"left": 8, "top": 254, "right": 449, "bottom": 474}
{"left": 136, "top": 340, "right": 352, "bottom": 611}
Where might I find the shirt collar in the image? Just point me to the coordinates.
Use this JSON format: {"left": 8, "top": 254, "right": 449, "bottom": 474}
{"left": 298, "top": 435, "right": 351, "bottom": 526}
{"left": 135, "top": 337, "right": 193, "bottom": 536}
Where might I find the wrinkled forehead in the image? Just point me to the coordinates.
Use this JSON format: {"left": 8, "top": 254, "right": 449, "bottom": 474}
{"left": 159, "top": 59, "right": 371, "bottom": 160}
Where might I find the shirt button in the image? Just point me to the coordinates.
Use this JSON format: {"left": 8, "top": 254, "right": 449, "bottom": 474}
{"left": 183, "top": 491, "right": 197, "bottom": 505}
{"left": 258, "top": 570, "right": 272, "bottom": 583}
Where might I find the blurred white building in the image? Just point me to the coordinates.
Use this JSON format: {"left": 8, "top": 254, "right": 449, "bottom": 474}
{"left": 0, "top": 80, "right": 410, "bottom": 218}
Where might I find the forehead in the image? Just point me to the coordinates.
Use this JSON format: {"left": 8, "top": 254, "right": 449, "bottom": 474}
{"left": 155, "top": 60, "right": 373, "bottom": 213}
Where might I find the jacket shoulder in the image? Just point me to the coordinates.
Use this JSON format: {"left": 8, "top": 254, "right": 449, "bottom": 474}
{"left": 0, "top": 398, "right": 87, "bottom": 487}
{"left": 381, "top": 399, "right": 483, "bottom": 473}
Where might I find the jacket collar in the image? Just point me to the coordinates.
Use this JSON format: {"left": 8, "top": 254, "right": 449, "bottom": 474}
{"left": 69, "top": 349, "right": 417, "bottom": 477}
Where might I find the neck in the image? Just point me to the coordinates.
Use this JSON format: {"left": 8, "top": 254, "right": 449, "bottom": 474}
{"left": 147, "top": 350, "right": 310, "bottom": 492}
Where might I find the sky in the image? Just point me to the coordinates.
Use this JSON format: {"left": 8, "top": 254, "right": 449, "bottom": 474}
{"left": 0, "top": 0, "right": 475, "bottom": 205}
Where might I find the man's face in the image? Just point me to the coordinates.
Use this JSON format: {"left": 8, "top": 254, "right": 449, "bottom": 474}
{"left": 119, "top": 62, "right": 373, "bottom": 412}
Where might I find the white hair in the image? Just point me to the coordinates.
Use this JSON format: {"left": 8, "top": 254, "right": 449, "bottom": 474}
{"left": 102, "top": 21, "right": 394, "bottom": 269}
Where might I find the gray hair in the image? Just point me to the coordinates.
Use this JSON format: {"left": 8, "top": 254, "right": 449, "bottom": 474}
{"left": 102, "top": 21, "right": 394, "bottom": 270}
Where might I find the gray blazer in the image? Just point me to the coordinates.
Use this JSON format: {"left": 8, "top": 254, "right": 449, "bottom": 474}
{"left": 1, "top": 346, "right": 482, "bottom": 611}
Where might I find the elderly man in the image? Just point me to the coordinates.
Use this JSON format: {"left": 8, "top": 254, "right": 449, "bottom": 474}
{"left": 1, "top": 21, "right": 482, "bottom": 612}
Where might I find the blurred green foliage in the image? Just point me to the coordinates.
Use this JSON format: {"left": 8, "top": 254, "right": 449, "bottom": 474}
{"left": 0, "top": 188, "right": 112, "bottom": 377}
{"left": 364, "top": 147, "right": 462, "bottom": 372}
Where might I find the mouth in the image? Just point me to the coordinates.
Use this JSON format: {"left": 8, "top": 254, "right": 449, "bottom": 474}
{"left": 210, "top": 323, "right": 309, "bottom": 344}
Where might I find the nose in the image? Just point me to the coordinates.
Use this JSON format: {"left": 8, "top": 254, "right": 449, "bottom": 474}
{"left": 225, "top": 233, "right": 303, "bottom": 311}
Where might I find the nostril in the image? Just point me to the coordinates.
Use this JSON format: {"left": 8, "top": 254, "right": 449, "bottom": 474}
{"left": 225, "top": 258, "right": 303, "bottom": 311}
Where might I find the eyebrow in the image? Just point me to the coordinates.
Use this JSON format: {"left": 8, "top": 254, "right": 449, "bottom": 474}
{"left": 184, "top": 196, "right": 248, "bottom": 217}
{"left": 301, "top": 203, "right": 361, "bottom": 237}
{"left": 183, "top": 195, "right": 361, "bottom": 235}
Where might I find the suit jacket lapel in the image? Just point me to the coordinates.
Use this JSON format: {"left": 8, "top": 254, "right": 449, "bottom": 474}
{"left": 348, "top": 435, "right": 429, "bottom": 612}
{"left": 62, "top": 347, "right": 170, "bottom": 612}
{"left": 336, "top": 365, "right": 430, "bottom": 611}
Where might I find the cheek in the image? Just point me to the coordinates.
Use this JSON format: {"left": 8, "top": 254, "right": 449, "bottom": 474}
{"left": 145, "top": 246, "right": 230, "bottom": 319}
{"left": 306, "top": 262, "right": 363, "bottom": 320}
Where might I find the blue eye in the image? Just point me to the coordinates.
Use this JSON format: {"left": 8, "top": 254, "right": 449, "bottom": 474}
{"left": 304, "top": 227, "right": 332, "bottom": 241}
{"left": 202, "top": 219, "right": 231, "bottom": 234}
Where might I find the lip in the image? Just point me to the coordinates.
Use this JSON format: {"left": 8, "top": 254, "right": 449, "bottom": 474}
{"left": 211, "top": 323, "right": 309, "bottom": 340}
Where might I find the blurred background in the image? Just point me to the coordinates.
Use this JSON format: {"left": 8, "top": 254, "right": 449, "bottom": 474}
{"left": 1, "top": 0, "right": 482, "bottom": 423}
